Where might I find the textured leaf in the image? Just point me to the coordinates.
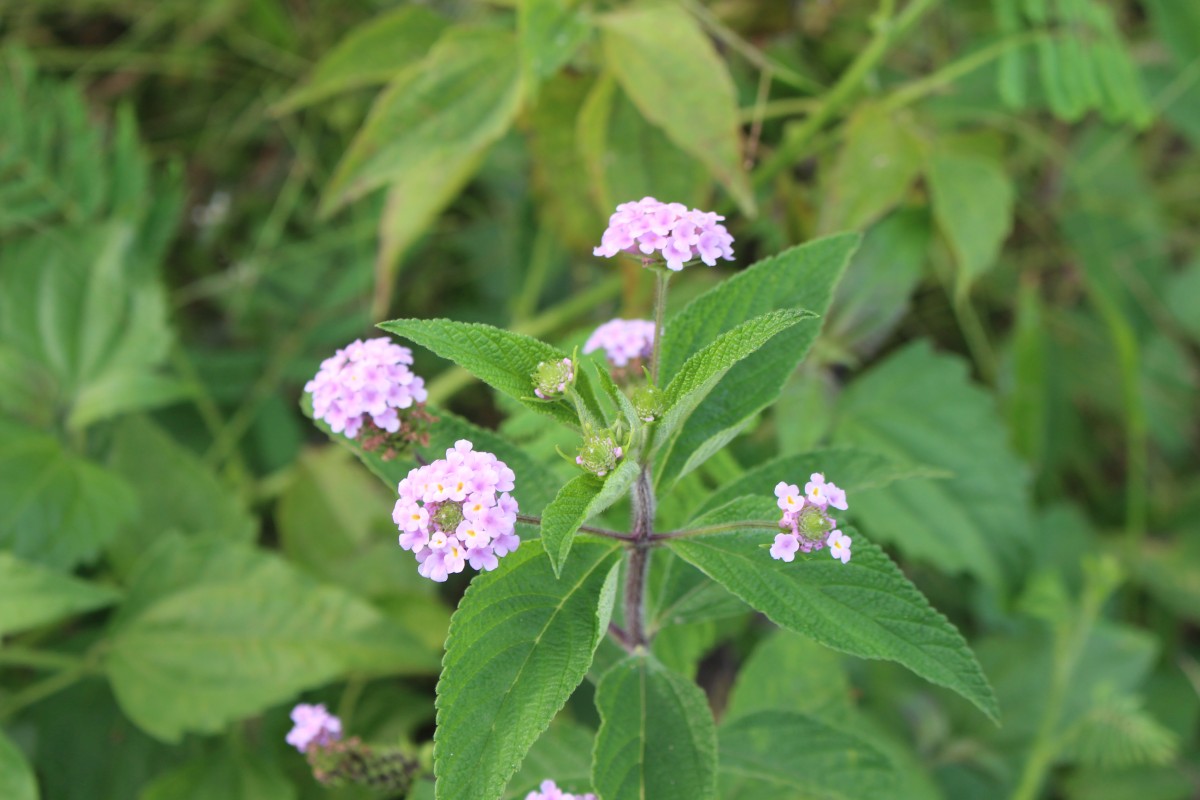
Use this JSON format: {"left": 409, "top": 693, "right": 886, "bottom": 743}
{"left": 275, "top": 6, "right": 448, "bottom": 112}
{"left": 668, "top": 498, "right": 999, "bottom": 721}
{"left": 378, "top": 318, "right": 601, "bottom": 429}
{"left": 0, "top": 729, "right": 37, "bottom": 800}
{"left": 0, "top": 553, "right": 120, "bottom": 636}
{"left": 656, "top": 234, "right": 860, "bottom": 490}
{"left": 0, "top": 418, "right": 136, "bottom": 569}
{"left": 820, "top": 104, "right": 924, "bottom": 233}
{"left": 434, "top": 539, "right": 621, "bottom": 800}
{"left": 927, "top": 150, "right": 1014, "bottom": 293}
{"left": 694, "top": 446, "right": 946, "bottom": 520}
{"left": 592, "top": 653, "right": 717, "bottom": 800}
{"left": 831, "top": 341, "right": 1033, "bottom": 587}
{"left": 542, "top": 460, "right": 638, "bottom": 576}
{"left": 655, "top": 308, "right": 812, "bottom": 463}
{"left": 719, "top": 711, "right": 896, "bottom": 800}
{"left": 599, "top": 5, "right": 752, "bottom": 213}
{"left": 106, "top": 535, "right": 439, "bottom": 742}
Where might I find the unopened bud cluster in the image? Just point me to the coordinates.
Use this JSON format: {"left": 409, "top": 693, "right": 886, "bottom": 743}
{"left": 287, "top": 704, "right": 418, "bottom": 794}
{"left": 533, "top": 357, "right": 575, "bottom": 400}
{"left": 575, "top": 427, "right": 625, "bottom": 478}
{"left": 630, "top": 384, "right": 665, "bottom": 422}
{"left": 771, "top": 473, "right": 852, "bottom": 564}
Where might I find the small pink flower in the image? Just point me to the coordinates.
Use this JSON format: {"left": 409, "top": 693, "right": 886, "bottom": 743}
{"left": 770, "top": 533, "right": 800, "bottom": 562}
{"left": 828, "top": 530, "right": 852, "bottom": 564}
{"left": 592, "top": 197, "right": 735, "bottom": 271}
{"left": 583, "top": 319, "right": 655, "bottom": 368}
{"left": 286, "top": 704, "right": 342, "bottom": 752}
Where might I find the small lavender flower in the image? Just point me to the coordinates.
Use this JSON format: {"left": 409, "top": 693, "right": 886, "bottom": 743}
{"left": 305, "top": 337, "right": 429, "bottom": 443}
{"left": 593, "top": 196, "right": 735, "bottom": 271}
{"left": 525, "top": 779, "right": 597, "bottom": 800}
{"left": 770, "top": 473, "right": 850, "bottom": 562}
{"left": 532, "top": 357, "right": 575, "bottom": 400}
{"left": 286, "top": 704, "right": 342, "bottom": 752}
{"left": 583, "top": 319, "right": 655, "bottom": 369}
{"left": 393, "top": 440, "right": 519, "bottom": 582}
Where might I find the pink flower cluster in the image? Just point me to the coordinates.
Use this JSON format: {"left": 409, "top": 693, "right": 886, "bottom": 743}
{"left": 593, "top": 196, "right": 735, "bottom": 271}
{"left": 393, "top": 440, "right": 519, "bottom": 582}
{"left": 770, "top": 473, "right": 852, "bottom": 564}
{"left": 525, "top": 780, "right": 596, "bottom": 800}
{"left": 583, "top": 318, "right": 655, "bottom": 368}
{"left": 286, "top": 704, "right": 342, "bottom": 752}
{"left": 306, "top": 337, "right": 427, "bottom": 439}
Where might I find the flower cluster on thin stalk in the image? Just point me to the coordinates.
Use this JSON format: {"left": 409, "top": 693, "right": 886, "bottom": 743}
{"left": 526, "top": 779, "right": 597, "bottom": 800}
{"left": 306, "top": 337, "right": 435, "bottom": 459}
{"left": 287, "top": 704, "right": 418, "bottom": 792}
{"left": 770, "top": 473, "right": 852, "bottom": 564}
{"left": 593, "top": 196, "right": 735, "bottom": 271}
{"left": 393, "top": 440, "right": 519, "bottom": 582}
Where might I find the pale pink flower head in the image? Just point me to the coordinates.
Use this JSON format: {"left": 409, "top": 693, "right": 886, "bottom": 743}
{"left": 525, "top": 779, "right": 597, "bottom": 800}
{"left": 583, "top": 319, "right": 655, "bottom": 368}
{"left": 593, "top": 197, "right": 734, "bottom": 271}
{"left": 305, "top": 337, "right": 428, "bottom": 441}
{"left": 770, "top": 471, "right": 850, "bottom": 562}
{"left": 285, "top": 703, "right": 342, "bottom": 752}
{"left": 393, "top": 440, "right": 519, "bottom": 582}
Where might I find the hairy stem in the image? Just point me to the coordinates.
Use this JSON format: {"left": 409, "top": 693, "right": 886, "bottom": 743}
{"left": 625, "top": 467, "right": 656, "bottom": 648}
{"left": 650, "top": 270, "right": 670, "bottom": 385}
{"left": 651, "top": 519, "right": 775, "bottom": 541}
{"left": 515, "top": 513, "right": 633, "bottom": 541}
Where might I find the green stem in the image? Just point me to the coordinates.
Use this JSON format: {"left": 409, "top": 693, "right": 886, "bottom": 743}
{"left": 0, "top": 648, "right": 84, "bottom": 671}
{"left": 0, "top": 660, "right": 93, "bottom": 720}
{"left": 650, "top": 271, "right": 670, "bottom": 385}
{"left": 516, "top": 513, "right": 633, "bottom": 541}
{"left": 651, "top": 519, "right": 774, "bottom": 541}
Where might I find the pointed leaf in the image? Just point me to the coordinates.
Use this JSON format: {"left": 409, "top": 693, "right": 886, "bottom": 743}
{"left": 542, "top": 460, "right": 638, "bottom": 576}
{"left": 927, "top": 150, "right": 1014, "bottom": 294}
{"left": 668, "top": 498, "right": 999, "bottom": 721}
{"left": 0, "top": 553, "right": 120, "bottom": 636}
{"left": 592, "top": 653, "right": 717, "bottom": 800}
{"left": 434, "top": 539, "right": 621, "bottom": 800}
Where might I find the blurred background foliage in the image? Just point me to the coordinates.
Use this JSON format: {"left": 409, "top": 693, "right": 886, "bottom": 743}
{"left": 0, "top": 0, "right": 1198, "bottom": 797}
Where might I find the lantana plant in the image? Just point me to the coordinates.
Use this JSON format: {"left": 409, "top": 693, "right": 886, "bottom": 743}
{"left": 302, "top": 197, "right": 998, "bottom": 799}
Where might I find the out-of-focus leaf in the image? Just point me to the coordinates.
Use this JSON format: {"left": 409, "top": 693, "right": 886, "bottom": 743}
{"left": 0, "top": 729, "right": 37, "bottom": 800}
{"left": 927, "top": 149, "right": 1014, "bottom": 294}
{"left": 1059, "top": 692, "right": 1178, "bottom": 768}
{"left": 105, "top": 534, "right": 439, "bottom": 742}
{"left": 275, "top": 6, "right": 448, "bottom": 112}
{"left": 105, "top": 416, "right": 256, "bottom": 575}
{"left": 505, "top": 717, "right": 596, "bottom": 799}
{"left": 1144, "top": 0, "right": 1200, "bottom": 62}
{"left": 725, "top": 630, "right": 852, "bottom": 722}
{"left": 0, "top": 553, "right": 120, "bottom": 636}
{"left": 140, "top": 741, "right": 295, "bottom": 800}
{"left": 1166, "top": 258, "right": 1200, "bottom": 344}
{"left": 0, "top": 418, "right": 136, "bottom": 569}
{"left": 1064, "top": 765, "right": 1198, "bottom": 800}
{"left": 599, "top": 5, "right": 753, "bottom": 213}
{"left": 592, "top": 653, "right": 717, "bottom": 800}
{"left": 527, "top": 73, "right": 601, "bottom": 246}
{"left": 519, "top": 0, "right": 590, "bottom": 83}
{"left": 434, "top": 539, "right": 620, "bottom": 800}
{"left": 820, "top": 104, "right": 924, "bottom": 233}
{"left": 542, "top": 460, "right": 637, "bottom": 576}
{"left": 648, "top": 548, "right": 747, "bottom": 629}
{"left": 832, "top": 341, "right": 1033, "bottom": 588}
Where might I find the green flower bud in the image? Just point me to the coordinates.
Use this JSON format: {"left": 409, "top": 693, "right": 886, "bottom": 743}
{"left": 630, "top": 384, "right": 665, "bottom": 422}
{"left": 532, "top": 358, "right": 575, "bottom": 400}
{"left": 575, "top": 428, "right": 625, "bottom": 478}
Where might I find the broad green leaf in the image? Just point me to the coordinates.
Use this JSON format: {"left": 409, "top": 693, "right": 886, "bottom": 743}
{"left": 0, "top": 418, "right": 136, "bottom": 569}
{"left": 0, "top": 729, "right": 37, "bottom": 800}
{"left": 527, "top": 73, "right": 601, "bottom": 247}
{"left": 106, "top": 416, "right": 256, "bottom": 576}
{"left": 820, "top": 104, "right": 924, "bottom": 233}
{"left": 0, "top": 552, "right": 120, "bottom": 636}
{"left": 654, "top": 308, "right": 812, "bottom": 463}
{"left": 140, "top": 742, "right": 295, "bottom": 800}
{"left": 434, "top": 539, "right": 621, "bottom": 800}
{"left": 577, "top": 73, "right": 710, "bottom": 213}
{"left": 927, "top": 149, "right": 1014, "bottom": 294}
{"left": 599, "top": 5, "right": 752, "bottom": 213}
{"left": 106, "top": 535, "right": 439, "bottom": 742}
{"left": 655, "top": 234, "right": 860, "bottom": 490}
{"left": 668, "top": 498, "right": 999, "bottom": 721}
{"left": 378, "top": 318, "right": 601, "bottom": 429}
{"left": 592, "top": 653, "right": 717, "bottom": 800}
{"left": 694, "top": 446, "right": 946, "bottom": 520}
{"left": 719, "top": 711, "right": 896, "bottom": 800}
{"left": 725, "top": 630, "right": 851, "bottom": 722}
{"left": 832, "top": 341, "right": 1033, "bottom": 587}
{"left": 519, "top": 0, "right": 590, "bottom": 83}
{"left": 648, "top": 548, "right": 747, "bottom": 629}
{"left": 542, "top": 460, "right": 638, "bottom": 576}
{"left": 275, "top": 6, "right": 448, "bottom": 112}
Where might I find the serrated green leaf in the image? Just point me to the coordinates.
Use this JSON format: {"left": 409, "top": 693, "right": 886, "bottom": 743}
{"left": 0, "top": 553, "right": 120, "bottom": 636}
{"left": 434, "top": 539, "right": 621, "bottom": 800}
{"left": 379, "top": 318, "right": 601, "bottom": 429}
{"left": 719, "top": 711, "right": 896, "bottom": 799}
{"left": 589, "top": 358, "right": 640, "bottom": 431}
{"left": 592, "top": 652, "right": 717, "bottom": 800}
{"left": 668, "top": 498, "right": 999, "bottom": 721}
{"left": 0, "top": 727, "right": 38, "bottom": 800}
{"left": 0, "top": 417, "right": 136, "bottom": 569}
{"left": 598, "top": 5, "right": 752, "bottom": 213}
{"left": 275, "top": 6, "right": 447, "bottom": 112}
{"left": 694, "top": 446, "right": 947, "bottom": 521}
{"left": 820, "top": 104, "right": 924, "bottom": 233}
{"left": 106, "top": 534, "right": 439, "bottom": 742}
{"left": 542, "top": 460, "right": 637, "bottom": 576}
{"left": 832, "top": 341, "right": 1033, "bottom": 587}
{"left": 655, "top": 308, "right": 812, "bottom": 463}
{"left": 655, "top": 234, "right": 860, "bottom": 490}
{"left": 927, "top": 149, "right": 1014, "bottom": 293}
